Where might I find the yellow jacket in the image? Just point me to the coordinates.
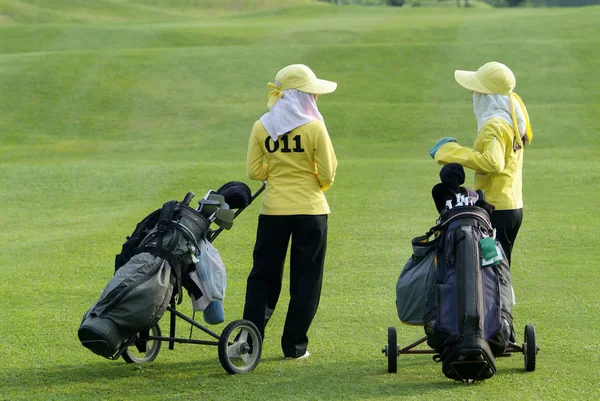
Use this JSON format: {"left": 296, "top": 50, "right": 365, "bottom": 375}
{"left": 434, "top": 118, "right": 523, "bottom": 210}
{"left": 246, "top": 119, "right": 337, "bottom": 215}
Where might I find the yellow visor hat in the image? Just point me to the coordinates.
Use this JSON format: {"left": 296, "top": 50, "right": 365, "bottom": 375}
{"left": 267, "top": 64, "right": 337, "bottom": 107}
{"left": 454, "top": 61, "right": 516, "bottom": 95}
{"left": 455, "top": 61, "right": 533, "bottom": 144}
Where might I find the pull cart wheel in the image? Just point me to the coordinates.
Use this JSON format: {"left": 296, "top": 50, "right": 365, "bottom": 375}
{"left": 218, "top": 320, "right": 262, "bottom": 374}
{"left": 122, "top": 324, "right": 162, "bottom": 364}
{"left": 523, "top": 324, "right": 537, "bottom": 372}
{"left": 387, "top": 326, "right": 398, "bottom": 373}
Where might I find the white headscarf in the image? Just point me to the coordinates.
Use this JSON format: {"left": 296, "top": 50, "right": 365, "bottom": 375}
{"left": 260, "top": 87, "right": 324, "bottom": 141}
{"left": 473, "top": 92, "right": 526, "bottom": 138}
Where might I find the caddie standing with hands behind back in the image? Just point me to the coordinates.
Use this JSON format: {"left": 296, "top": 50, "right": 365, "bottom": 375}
{"left": 429, "top": 61, "right": 534, "bottom": 266}
{"left": 243, "top": 64, "right": 338, "bottom": 360}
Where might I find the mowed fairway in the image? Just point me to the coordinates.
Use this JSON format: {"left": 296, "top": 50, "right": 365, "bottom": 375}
{"left": 1, "top": 1, "right": 599, "bottom": 400}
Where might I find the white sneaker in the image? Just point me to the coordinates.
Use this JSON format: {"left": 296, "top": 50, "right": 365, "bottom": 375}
{"left": 285, "top": 351, "right": 310, "bottom": 360}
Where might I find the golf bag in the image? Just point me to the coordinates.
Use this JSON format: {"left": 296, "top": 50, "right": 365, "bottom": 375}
{"left": 78, "top": 199, "right": 210, "bottom": 359}
{"left": 423, "top": 205, "right": 514, "bottom": 382}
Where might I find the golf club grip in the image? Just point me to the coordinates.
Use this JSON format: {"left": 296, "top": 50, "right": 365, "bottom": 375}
{"left": 182, "top": 191, "right": 195, "bottom": 206}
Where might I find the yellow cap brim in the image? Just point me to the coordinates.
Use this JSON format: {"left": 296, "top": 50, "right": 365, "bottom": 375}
{"left": 454, "top": 70, "right": 494, "bottom": 94}
{"left": 297, "top": 78, "right": 337, "bottom": 95}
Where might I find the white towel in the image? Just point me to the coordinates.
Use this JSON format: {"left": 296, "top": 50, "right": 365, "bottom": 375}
{"left": 260, "top": 88, "right": 324, "bottom": 141}
{"left": 473, "top": 92, "right": 526, "bottom": 137}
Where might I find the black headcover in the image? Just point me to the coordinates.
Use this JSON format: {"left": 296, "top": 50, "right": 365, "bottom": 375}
{"left": 216, "top": 181, "right": 252, "bottom": 209}
{"left": 432, "top": 163, "right": 466, "bottom": 213}
{"left": 439, "top": 162, "right": 465, "bottom": 192}
{"left": 431, "top": 163, "right": 495, "bottom": 216}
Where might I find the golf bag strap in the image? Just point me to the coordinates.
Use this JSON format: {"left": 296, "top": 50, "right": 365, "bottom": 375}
{"left": 158, "top": 200, "right": 177, "bottom": 233}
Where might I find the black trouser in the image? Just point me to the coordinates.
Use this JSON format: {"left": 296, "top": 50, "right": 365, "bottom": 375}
{"left": 490, "top": 208, "right": 523, "bottom": 266}
{"left": 243, "top": 214, "right": 328, "bottom": 358}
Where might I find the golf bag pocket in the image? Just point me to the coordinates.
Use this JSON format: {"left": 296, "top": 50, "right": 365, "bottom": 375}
{"left": 78, "top": 253, "right": 173, "bottom": 359}
{"left": 424, "top": 277, "right": 459, "bottom": 351}
{"left": 436, "top": 282, "right": 459, "bottom": 336}
{"left": 482, "top": 267, "right": 502, "bottom": 342}
{"left": 396, "top": 234, "right": 439, "bottom": 325}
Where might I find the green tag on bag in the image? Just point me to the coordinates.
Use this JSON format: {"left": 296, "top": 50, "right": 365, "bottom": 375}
{"left": 480, "top": 237, "right": 503, "bottom": 266}
{"left": 479, "top": 237, "right": 497, "bottom": 260}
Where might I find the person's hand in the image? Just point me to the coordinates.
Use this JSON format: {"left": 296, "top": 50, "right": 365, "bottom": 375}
{"left": 429, "top": 137, "right": 457, "bottom": 159}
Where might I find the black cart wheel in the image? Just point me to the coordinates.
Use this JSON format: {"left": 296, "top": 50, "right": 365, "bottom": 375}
{"left": 387, "top": 326, "right": 398, "bottom": 373}
{"left": 523, "top": 324, "right": 537, "bottom": 372}
{"left": 122, "top": 324, "right": 162, "bottom": 364}
{"left": 218, "top": 320, "right": 262, "bottom": 374}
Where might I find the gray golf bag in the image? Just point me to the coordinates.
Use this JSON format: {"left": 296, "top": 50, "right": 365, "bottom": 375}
{"left": 78, "top": 199, "right": 210, "bottom": 359}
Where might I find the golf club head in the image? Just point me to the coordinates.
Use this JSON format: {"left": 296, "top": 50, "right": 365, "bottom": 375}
{"left": 197, "top": 200, "right": 220, "bottom": 218}
{"left": 213, "top": 209, "right": 234, "bottom": 230}
{"left": 197, "top": 194, "right": 226, "bottom": 218}
{"left": 207, "top": 193, "right": 225, "bottom": 206}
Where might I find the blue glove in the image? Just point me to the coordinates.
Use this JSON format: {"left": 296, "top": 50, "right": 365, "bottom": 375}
{"left": 429, "top": 137, "right": 457, "bottom": 159}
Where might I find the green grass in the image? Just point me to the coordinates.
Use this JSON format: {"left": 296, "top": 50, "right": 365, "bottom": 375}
{"left": 1, "top": 1, "right": 599, "bottom": 400}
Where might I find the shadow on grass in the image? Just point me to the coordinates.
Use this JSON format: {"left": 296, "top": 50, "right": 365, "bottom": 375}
{"left": 1, "top": 349, "right": 534, "bottom": 400}
{"left": 1, "top": 357, "right": 464, "bottom": 401}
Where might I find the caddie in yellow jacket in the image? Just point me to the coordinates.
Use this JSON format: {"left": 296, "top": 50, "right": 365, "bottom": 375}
{"left": 246, "top": 118, "right": 337, "bottom": 215}
{"left": 429, "top": 61, "right": 533, "bottom": 266}
{"left": 243, "top": 64, "right": 338, "bottom": 360}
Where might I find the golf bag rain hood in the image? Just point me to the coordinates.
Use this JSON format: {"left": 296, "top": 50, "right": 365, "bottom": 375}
{"left": 78, "top": 201, "right": 209, "bottom": 359}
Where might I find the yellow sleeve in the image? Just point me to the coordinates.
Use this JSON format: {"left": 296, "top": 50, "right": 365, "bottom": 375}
{"left": 314, "top": 124, "right": 338, "bottom": 192}
{"left": 434, "top": 127, "right": 506, "bottom": 174}
{"left": 246, "top": 124, "right": 268, "bottom": 181}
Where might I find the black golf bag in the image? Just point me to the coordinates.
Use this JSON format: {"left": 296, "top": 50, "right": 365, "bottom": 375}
{"left": 423, "top": 205, "right": 514, "bottom": 382}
